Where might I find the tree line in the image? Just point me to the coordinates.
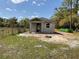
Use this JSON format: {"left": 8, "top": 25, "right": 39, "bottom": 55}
{"left": 0, "top": 17, "right": 29, "bottom": 28}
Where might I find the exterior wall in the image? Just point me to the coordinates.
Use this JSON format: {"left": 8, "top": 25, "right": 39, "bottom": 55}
{"left": 30, "top": 23, "right": 36, "bottom": 32}
{"left": 30, "top": 22, "right": 55, "bottom": 33}
{"left": 41, "top": 23, "right": 55, "bottom": 33}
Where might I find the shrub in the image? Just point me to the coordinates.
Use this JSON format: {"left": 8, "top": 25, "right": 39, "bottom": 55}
{"left": 59, "top": 28, "right": 73, "bottom": 33}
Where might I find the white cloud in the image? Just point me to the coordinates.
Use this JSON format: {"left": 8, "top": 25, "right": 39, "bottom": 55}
{"left": 6, "top": 8, "right": 17, "bottom": 12}
{"left": 6, "top": 8, "right": 12, "bottom": 11}
{"left": 3, "top": 17, "right": 8, "bottom": 19}
{"left": 11, "top": 0, "right": 28, "bottom": 4}
{"left": 32, "top": 0, "right": 46, "bottom": 7}
{"left": 32, "top": 1, "right": 36, "bottom": 5}
{"left": 31, "top": 15, "right": 39, "bottom": 18}
{"left": 19, "top": 16, "right": 23, "bottom": 18}
{"left": 37, "top": 3, "right": 45, "bottom": 6}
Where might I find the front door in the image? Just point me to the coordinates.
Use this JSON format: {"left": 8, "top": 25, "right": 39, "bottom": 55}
{"left": 36, "top": 23, "right": 41, "bottom": 32}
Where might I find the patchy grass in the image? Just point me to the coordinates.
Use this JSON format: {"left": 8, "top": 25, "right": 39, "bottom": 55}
{"left": 0, "top": 36, "right": 69, "bottom": 59}
{"left": 0, "top": 28, "right": 79, "bottom": 59}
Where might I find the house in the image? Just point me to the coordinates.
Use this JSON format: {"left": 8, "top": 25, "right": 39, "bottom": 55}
{"left": 29, "top": 20, "right": 55, "bottom": 34}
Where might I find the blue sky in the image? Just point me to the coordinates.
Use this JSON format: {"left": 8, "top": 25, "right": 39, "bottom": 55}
{"left": 0, "top": 0, "right": 63, "bottom": 19}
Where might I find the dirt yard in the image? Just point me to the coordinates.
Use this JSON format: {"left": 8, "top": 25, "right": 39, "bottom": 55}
{"left": 18, "top": 32, "right": 79, "bottom": 48}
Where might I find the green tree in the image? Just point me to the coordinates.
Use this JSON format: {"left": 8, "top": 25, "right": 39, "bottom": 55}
{"left": 0, "top": 17, "right": 4, "bottom": 27}
{"left": 19, "top": 18, "right": 29, "bottom": 28}
{"left": 51, "top": 0, "right": 79, "bottom": 31}
{"left": 31, "top": 17, "right": 41, "bottom": 21}
{"left": 8, "top": 17, "right": 18, "bottom": 27}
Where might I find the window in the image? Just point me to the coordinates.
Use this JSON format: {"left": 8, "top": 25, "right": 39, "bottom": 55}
{"left": 46, "top": 23, "right": 50, "bottom": 28}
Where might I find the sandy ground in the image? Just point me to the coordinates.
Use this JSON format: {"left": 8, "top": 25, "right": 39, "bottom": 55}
{"left": 18, "top": 32, "right": 79, "bottom": 48}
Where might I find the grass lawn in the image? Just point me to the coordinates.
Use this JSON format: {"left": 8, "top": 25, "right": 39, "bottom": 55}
{"left": 0, "top": 28, "right": 79, "bottom": 59}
